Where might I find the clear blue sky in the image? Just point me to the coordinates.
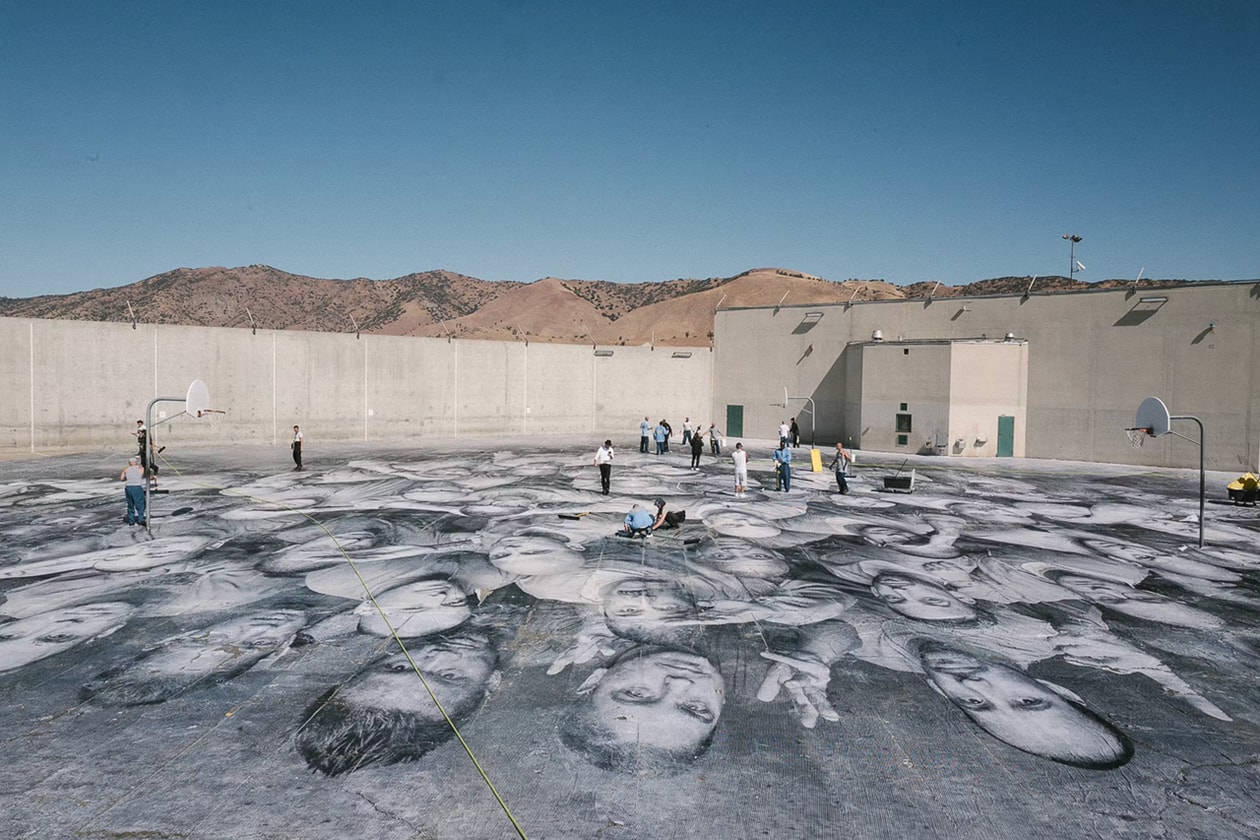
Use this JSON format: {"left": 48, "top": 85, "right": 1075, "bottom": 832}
{"left": 2, "top": 0, "right": 1257, "bottom": 298}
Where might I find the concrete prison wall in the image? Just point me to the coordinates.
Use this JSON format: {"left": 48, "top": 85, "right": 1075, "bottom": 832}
{"left": 0, "top": 317, "right": 714, "bottom": 454}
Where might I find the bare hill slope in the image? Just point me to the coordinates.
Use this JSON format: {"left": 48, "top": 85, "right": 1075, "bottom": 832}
{"left": 0, "top": 265, "right": 1209, "bottom": 347}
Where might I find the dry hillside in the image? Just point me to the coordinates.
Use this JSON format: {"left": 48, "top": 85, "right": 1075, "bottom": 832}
{"left": 0, "top": 265, "right": 1205, "bottom": 347}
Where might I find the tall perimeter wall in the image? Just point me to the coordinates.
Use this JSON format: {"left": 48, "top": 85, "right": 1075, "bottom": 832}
{"left": 0, "top": 318, "right": 713, "bottom": 453}
{"left": 712, "top": 281, "right": 1260, "bottom": 472}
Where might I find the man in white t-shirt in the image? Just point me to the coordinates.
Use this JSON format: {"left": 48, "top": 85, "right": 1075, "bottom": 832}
{"left": 120, "top": 456, "right": 146, "bottom": 526}
{"left": 292, "top": 425, "right": 304, "bottom": 471}
{"left": 778, "top": 421, "right": 791, "bottom": 449}
{"left": 593, "top": 440, "right": 614, "bottom": 495}
{"left": 731, "top": 442, "right": 749, "bottom": 497}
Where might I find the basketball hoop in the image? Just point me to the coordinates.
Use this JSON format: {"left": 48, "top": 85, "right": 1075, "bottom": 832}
{"left": 1125, "top": 427, "right": 1152, "bottom": 448}
{"left": 197, "top": 408, "right": 226, "bottom": 435}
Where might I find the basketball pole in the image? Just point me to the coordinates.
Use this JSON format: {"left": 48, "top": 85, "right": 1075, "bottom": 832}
{"left": 1166, "top": 415, "right": 1206, "bottom": 548}
{"left": 143, "top": 393, "right": 191, "bottom": 533}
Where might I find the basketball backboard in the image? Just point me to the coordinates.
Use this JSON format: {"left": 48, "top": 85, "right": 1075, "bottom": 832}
{"left": 1134, "top": 397, "right": 1171, "bottom": 437}
{"left": 186, "top": 379, "right": 211, "bottom": 418}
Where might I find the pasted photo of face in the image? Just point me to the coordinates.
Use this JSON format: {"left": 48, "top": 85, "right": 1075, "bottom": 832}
{"left": 871, "top": 573, "right": 977, "bottom": 622}
{"left": 694, "top": 539, "right": 790, "bottom": 581}
{"left": 1051, "top": 573, "right": 1225, "bottom": 630}
{"left": 561, "top": 647, "right": 724, "bottom": 774}
{"left": 295, "top": 630, "right": 499, "bottom": 776}
{"left": 0, "top": 602, "right": 135, "bottom": 672}
{"left": 85, "top": 609, "right": 307, "bottom": 705}
{"left": 488, "top": 534, "right": 585, "bottom": 576}
{"left": 600, "top": 578, "right": 701, "bottom": 647}
{"left": 355, "top": 576, "right": 472, "bottom": 638}
{"left": 918, "top": 645, "right": 1132, "bottom": 768}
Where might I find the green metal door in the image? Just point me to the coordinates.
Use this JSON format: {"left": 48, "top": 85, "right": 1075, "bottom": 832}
{"left": 997, "top": 415, "right": 1015, "bottom": 457}
{"left": 726, "top": 405, "right": 744, "bottom": 438}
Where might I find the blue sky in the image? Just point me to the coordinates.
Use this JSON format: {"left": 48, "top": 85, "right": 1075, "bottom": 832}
{"left": 2, "top": 0, "right": 1257, "bottom": 298}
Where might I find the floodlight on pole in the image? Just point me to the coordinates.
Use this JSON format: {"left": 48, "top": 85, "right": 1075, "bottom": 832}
{"left": 1062, "top": 234, "right": 1083, "bottom": 280}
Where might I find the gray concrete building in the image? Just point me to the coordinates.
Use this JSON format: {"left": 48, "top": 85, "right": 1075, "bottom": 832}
{"left": 712, "top": 281, "right": 1259, "bottom": 471}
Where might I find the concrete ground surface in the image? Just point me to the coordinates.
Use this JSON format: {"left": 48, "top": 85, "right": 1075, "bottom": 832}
{"left": 1, "top": 436, "right": 1257, "bottom": 839}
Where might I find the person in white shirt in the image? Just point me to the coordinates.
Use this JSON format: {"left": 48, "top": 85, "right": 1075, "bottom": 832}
{"left": 731, "top": 442, "right": 749, "bottom": 497}
{"left": 593, "top": 440, "right": 614, "bottom": 495}
{"left": 292, "top": 425, "right": 304, "bottom": 471}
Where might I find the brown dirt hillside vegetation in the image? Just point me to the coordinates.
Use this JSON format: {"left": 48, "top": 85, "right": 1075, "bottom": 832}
{"left": 0, "top": 265, "right": 1205, "bottom": 348}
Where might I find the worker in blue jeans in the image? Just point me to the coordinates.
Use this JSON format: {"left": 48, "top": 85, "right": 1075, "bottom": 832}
{"left": 773, "top": 442, "right": 792, "bottom": 492}
{"left": 623, "top": 504, "right": 656, "bottom": 538}
{"left": 120, "top": 456, "right": 147, "bottom": 525}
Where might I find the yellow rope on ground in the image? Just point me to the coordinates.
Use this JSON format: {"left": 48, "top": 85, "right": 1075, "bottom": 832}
{"left": 154, "top": 451, "right": 530, "bottom": 840}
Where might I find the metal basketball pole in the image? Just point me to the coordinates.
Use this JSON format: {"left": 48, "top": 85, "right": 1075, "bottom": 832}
{"left": 144, "top": 393, "right": 190, "bottom": 533}
{"left": 1166, "top": 414, "right": 1206, "bottom": 548}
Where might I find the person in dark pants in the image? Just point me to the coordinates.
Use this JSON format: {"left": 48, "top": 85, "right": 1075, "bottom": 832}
{"left": 689, "top": 430, "right": 704, "bottom": 469}
{"left": 292, "top": 425, "right": 304, "bottom": 471}
{"left": 593, "top": 440, "right": 614, "bottom": 495}
{"left": 790, "top": 418, "right": 801, "bottom": 448}
{"left": 773, "top": 441, "right": 792, "bottom": 492}
{"left": 639, "top": 417, "right": 651, "bottom": 454}
{"left": 829, "top": 442, "right": 851, "bottom": 494}
{"left": 135, "top": 420, "right": 148, "bottom": 471}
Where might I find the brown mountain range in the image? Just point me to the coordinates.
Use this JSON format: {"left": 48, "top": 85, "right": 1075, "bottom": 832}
{"left": 0, "top": 266, "right": 1200, "bottom": 347}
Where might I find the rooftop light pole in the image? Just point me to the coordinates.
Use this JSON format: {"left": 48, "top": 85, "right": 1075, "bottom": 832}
{"left": 1062, "top": 234, "right": 1083, "bottom": 280}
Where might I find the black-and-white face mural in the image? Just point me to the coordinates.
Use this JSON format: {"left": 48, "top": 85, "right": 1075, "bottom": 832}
{"left": 2, "top": 445, "right": 1257, "bottom": 838}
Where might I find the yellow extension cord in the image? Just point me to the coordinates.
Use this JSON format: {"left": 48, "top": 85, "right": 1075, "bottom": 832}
{"left": 154, "top": 450, "right": 530, "bottom": 839}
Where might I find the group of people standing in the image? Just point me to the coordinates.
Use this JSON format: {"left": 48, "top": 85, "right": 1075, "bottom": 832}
{"left": 605, "top": 418, "right": 854, "bottom": 499}
{"left": 639, "top": 416, "right": 723, "bottom": 458}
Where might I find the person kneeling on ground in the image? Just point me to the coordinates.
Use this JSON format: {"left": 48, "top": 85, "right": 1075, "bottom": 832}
{"left": 652, "top": 498, "right": 686, "bottom": 531}
{"left": 624, "top": 504, "right": 656, "bottom": 538}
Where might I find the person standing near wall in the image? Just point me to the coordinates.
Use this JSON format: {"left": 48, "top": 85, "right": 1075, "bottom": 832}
{"left": 292, "top": 425, "right": 304, "bottom": 471}
{"left": 773, "top": 441, "right": 792, "bottom": 492}
{"left": 639, "top": 416, "right": 651, "bottom": 454}
{"left": 120, "top": 456, "right": 146, "bottom": 526}
{"left": 147, "top": 433, "right": 160, "bottom": 489}
{"left": 829, "top": 442, "right": 851, "bottom": 494}
{"left": 689, "top": 428, "right": 704, "bottom": 470}
{"left": 682, "top": 418, "right": 694, "bottom": 448}
{"left": 593, "top": 439, "right": 615, "bottom": 495}
{"left": 790, "top": 418, "right": 800, "bottom": 448}
{"left": 661, "top": 418, "right": 673, "bottom": 452}
{"left": 778, "top": 420, "right": 791, "bottom": 449}
{"left": 653, "top": 421, "right": 668, "bottom": 455}
{"left": 731, "top": 442, "right": 748, "bottom": 497}
{"left": 135, "top": 420, "right": 147, "bottom": 471}
{"left": 709, "top": 423, "right": 722, "bottom": 455}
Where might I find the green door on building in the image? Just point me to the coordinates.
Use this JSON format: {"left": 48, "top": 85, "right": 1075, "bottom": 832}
{"left": 726, "top": 405, "right": 744, "bottom": 438}
{"left": 997, "top": 415, "right": 1015, "bottom": 457}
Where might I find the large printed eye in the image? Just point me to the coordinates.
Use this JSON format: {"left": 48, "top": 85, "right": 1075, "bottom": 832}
{"left": 37, "top": 634, "right": 81, "bottom": 644}
{"left": 1010, "top": 697, "right": 1051, "bottom": 710}
{"left": 679, "top": 702, "right": 716, "bottom": 724}
{"left": 955, "top": 696, "right": 992, "bottom": 711}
